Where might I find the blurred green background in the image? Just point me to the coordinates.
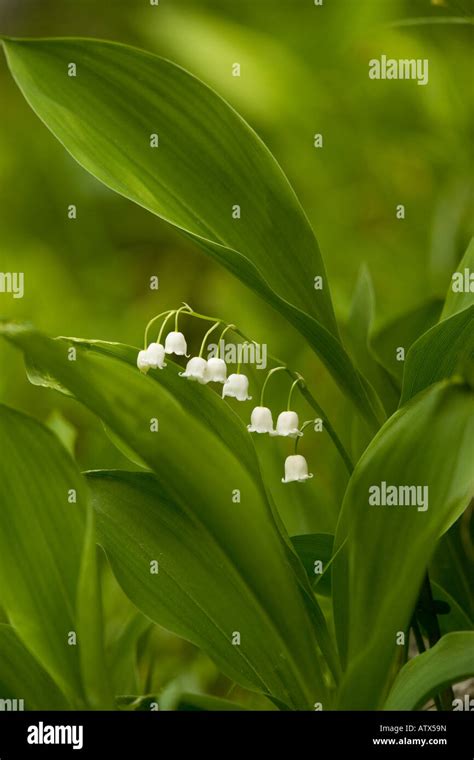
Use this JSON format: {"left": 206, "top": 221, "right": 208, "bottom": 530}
{"left": 0, "top": 0, "right": 472, "bottom": 707}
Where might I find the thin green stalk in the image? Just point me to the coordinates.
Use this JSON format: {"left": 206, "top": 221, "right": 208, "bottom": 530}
{"left": 157, "top": 311, "right": 176, "bottom": 344}
{"left": 174, "top": 304, "right": 189, "bottom": 331}
{"left": 199, "top": 321, "right": 221, "bottom": 358}
{"left": 287, "top": 376, "right": 303, "bottom": 411}
{"left": 218, "top": 324, "right": 235, "bottom": 359}
{"left": 143, "top": 309, "right": 173, "bottom": 349}
{"left": 260, "top": 366, "right": 286, "bottom": 406}
{"left": 294, "top": 419, "right": 317, "bottom": 453}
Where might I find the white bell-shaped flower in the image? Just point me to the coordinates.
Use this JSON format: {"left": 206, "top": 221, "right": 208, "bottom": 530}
{"left": 222, "top": 373, "right": 252, "bottom": 401}
{"left": 137, "top": 350, "right": 150, "bottom": 374}
{"left": 247, "top": 406, "right": 274, "bottom": 434}
{"left": 272, "top": 410, "right": 302, "bottom": 438}
{"left": 179, "top": 356, "right": 208, "bottom": 384}
{"left": 282, "top": 454, "right": 313, "bottom": 483}
{"left": 206, "top": 357, "right": 227, "bottom": 383}
{"left": 146, "top": 342, "right": 166, "bottom": 369}
{"left": 164, "top": 331, "right": 189, "bottom": 356}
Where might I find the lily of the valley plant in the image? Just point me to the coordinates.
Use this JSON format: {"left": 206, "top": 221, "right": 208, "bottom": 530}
{"left": 0, "top": 35, "right": 472, "bottom": 712}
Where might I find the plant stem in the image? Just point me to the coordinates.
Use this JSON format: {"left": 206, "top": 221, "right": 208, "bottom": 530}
{"left": 295, "top": 378, "right": 354, "bottom": 474}
{"left": 217, "top": 324, "right": 235, "bottom": 359}
{"left": 157, "top": 310, "right": 176, "bottom": 344}
{"left": 143, "top": 309, "right": 173, "bottom": 348}
{"left": 199, "top": 321, "right": 221, "bottom": 358}
{"left": 174, "top": 304, "right": 189, "bottom": 331}
{"left": 287, "top": 376, "right": 303, "bottom": 411}
{"left": 259, "top": 366, "right": 286, "bottom": 406}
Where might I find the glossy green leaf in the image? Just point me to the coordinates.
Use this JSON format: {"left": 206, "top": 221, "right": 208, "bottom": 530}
{"left": 332, "top": 380, "right": 474, "bottom": 709}
{"left": 400, "top": 305, "right": 474, "bottom": 405}
{"left": 384, "top": 632, "right": 474, "bottom": 710}
{"left": 0, "top": 624, "right": 69, "bottom": 710}
{"left": 291, "top": 534, "right": 333, "bottom": 596}
{"left": 1, "top": 36, "right": 380, "bottom": 430}
{"left": 441, "top": 238, "right": 474, "bottom": 319}
{"left": 0, "top": 404, "right": 87, "bottom": 706}
{"left": 88, "top": 470, "right": 324, "bottom": 709}
{"left": 1, "top": 323, "right": 334, "bottom": 709}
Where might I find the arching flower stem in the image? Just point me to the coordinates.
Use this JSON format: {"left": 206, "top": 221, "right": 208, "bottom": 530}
{"left": 143, "top": 310, "right": 173, "bottom": 349}
{"left": 259, "top": 366, "right": 286, "bottom": 406}
{"left": 287, "top": 375, "right": 304, "bottom": 411}
{"left": 157, "top": 311, "right": 177, "bottom": 344}
{"left": 199, "top": 322, "right": 222, "bottom": 358}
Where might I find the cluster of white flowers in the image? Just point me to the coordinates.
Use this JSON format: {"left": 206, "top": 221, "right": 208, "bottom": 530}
{"left": 137, "top": 307, "right": 314, "bottom": 484}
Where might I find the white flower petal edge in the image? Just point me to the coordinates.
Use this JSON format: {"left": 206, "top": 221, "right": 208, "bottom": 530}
{"left": 247, "top": 406, "right": 274, "bottom": 433}
{"left": 206, "top": 357, "right": 227, "bottom": 383}
{"left": 179, "top": 356, "right": 209, "bottom": 384}
{"left": 164, "top": 331, "right": 189, "bottom": 356}
{"left": 222, "top": 373, "right": 252, "bottom": 401}
{"left": 146, "top": 342, "right": 166, "bottom": 369}
{"left": 282, "top": 455, "right": 314, "bottom": 483}
{"left": 137, "top": 350, "right": 150, "bottom": 374}
{"left": 271, "top": 410, "right": 303, "bottom": 438}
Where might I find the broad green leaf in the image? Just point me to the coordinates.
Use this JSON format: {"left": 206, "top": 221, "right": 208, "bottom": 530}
{"left": 176, "top": 693, "right": 248, "bottom": 711}
{"left": 0, "top": 624, "right": 69, "bottom": 710}
{"left": 291, "top": 534, "right": 333, "bottom": 596}
{"left": 332, "top": 380, "right": 474, "bottom": 709}
{"left": 384, "top": 632, "right": 474, "bottom": 710}
{"left": 400, "top": 305, "right": 474, "bottom": 405}
{"left": 371, "top": 299, "right": 442, "bottom": 384}
{"left": 1, "top": 323, "right": 334, "bottom": 709}
{"left": 0, "top": 404, "right": 87, "bottom": 706}
{"left": 441, "top": 238, "right": 474, "bottom": 319}
{"left": 1, "top": 36, "right": 380, "bottom": 430}
{"left": 76, "top": 505, "right": 114, "bottom": 708}
{"left": 345, "top": 264, "right": 398, "bottom": 415}
{"left": 88, "top": 470, "right": 325, "bottom": 709}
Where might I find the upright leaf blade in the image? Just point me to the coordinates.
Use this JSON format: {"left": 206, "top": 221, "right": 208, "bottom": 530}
{"left": 0, "top": 405, "right": 87, "bottom": 706}
{"left": 441, "top": 238, "right": 474, "bottom": 319}
{"left": 384, "top": 632, "right": 474, "bottom": 710}
{"left": 0, "top": 624, "right": 69, "bottom": 710}
{"left": 332, "top": 380, "right": 474, "bottom": 709}
{"left": 1, "top": 36, "right": 380, "bottom": 429}
{"left": 88, "top": 470, "right": 323, "bottom": 708}
{"left": 400, "top": 306, "right": 474, "bottom": 405}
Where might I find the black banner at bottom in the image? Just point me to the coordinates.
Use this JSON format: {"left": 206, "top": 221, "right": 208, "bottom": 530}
{"left": 0, "top": 710, "right": 471, "bottom": 757}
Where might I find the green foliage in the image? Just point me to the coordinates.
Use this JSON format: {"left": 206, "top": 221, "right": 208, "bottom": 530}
{"left": 0, "top": 9, "right": 472, "bottom": 712}
{"left": 384, "top": 632, "right": 474, "bottom": 710}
